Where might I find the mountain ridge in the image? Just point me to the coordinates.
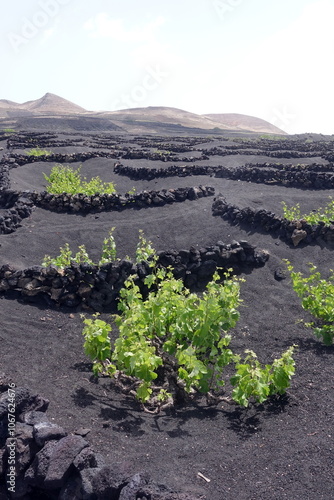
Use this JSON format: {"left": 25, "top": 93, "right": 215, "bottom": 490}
{"left": 0, "top": 93, "right": 287, "bottom": 134}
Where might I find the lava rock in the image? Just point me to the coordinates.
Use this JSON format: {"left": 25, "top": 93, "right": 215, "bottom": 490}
{"left": 73, "top": 447, "right": 105, "bottom": 472}
{"left": 25, "top": 439, "right": 59, "bottom": 487}
{"left": 274, "top": 267, "right": 287, "bottom": 281}
{"left": 197, "top": 260, "right": 217, "bottom": 278}
{"left": 33, "top": 421, "right": 67, "bottom": 447}
{"left": 119, "top": 472, "right": 150, "bottom": 500}
{"left": 80, "top": 466, "right": 121, "bottom": 500}
{"left": 44, "top": 435, "right": 89, "bottom": 489}
{"left": 291, "top": 229, "right": 307, "bottom": 247}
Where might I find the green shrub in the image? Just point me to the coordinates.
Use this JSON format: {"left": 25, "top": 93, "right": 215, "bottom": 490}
{"left": 281, "top": 201, "right": 302, "bottom": 221}
{"left": 28, "top": 147, "right": 52, "bottom": 156}
{"left": 82, "top": 268, "right": 296, "bottom": 410}
{"left": 135, "top": 229, "right": 156, "bottom": 263}
{"left": 42, "top": 229, "right": 153, "bottom": 269}
{"left": 43, "top": 165, "right": 116, "bottom": 195}
{"left": 285, "top": 261, "right": 334, "bottom": 345}
{"left": 82, "top": 315, "right": 113, "bottom": 375}
{"left": 42, "top": 243, "right": 94, "bottom": 268}
{"left": 82, "top": 269, "right": 241, "bottom": 406}
{"left": 282, "top": 198, "right": 334, "bottom": 224}
{"left": 99, "top": 228, "right": 117, "bottom": 264}
{"left": 231, "top": 347, "right": 296, "bottom": 407}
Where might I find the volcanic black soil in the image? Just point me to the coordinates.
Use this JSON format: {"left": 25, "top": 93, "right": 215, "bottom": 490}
{"left": 0, "top": 131, "right": 333, "bottom": 499}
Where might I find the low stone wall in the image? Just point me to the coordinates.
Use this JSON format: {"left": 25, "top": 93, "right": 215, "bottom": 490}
{"left": 121, "top": 150, "right": 209, "bottom": 162}
{"left": 244, "top": 162, "right": 334, "bottom": 173}
{"left": 200, "top": 147, "right": 239, "bottom": 157}
{"left": 0, "top": 192, "right": 35, "bottom": 235}
{"left": 0, "top": 164, "right": 10, "bottom": 192}
{"left": 260, "top": 150, "right": 321, "bottom": 159}
{"left": 198, "top": 147, "right": 322, "bottom": 159}
{"left": 114, "top": 163, "right": 215, "bottom": 179}
{"left": 212, "top": 195, "right": 334, "bottom": 247}
{"left": 1, "top": 150, "right": 209, "bottom": 167}
{"left": 215, "top": 165, "right": 334, "bottom": 189}
{"left": 7, "top": 131, "right": 58, "bottom": 145}
{"left": 0, "top": 239, "right": 269, "bottom": 311}
{"left": 1, "top": 151, "right": 119, "bottom": 166}
{"left": 323, "top": 152, "right": 334, "bottom": 162}
{"left": 114, "top": 163, "right": 334, "bottom": 189}
{"left": 29, "top": 185, "right": 215, "bottom": 214}
{"left": 0, "top": 374, "right": 200, "bottom": 499}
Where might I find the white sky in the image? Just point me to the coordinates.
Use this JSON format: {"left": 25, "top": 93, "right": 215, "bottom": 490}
{"left": 1, "top": 0, "right": 333, "bottom": 134}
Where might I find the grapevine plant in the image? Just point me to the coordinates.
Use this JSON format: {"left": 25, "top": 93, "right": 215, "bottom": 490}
{"left": 282, "top": 198, "right": 334, "bottom": 225}
{"left": 83, "top": 269, "right": 240, "bottom": 408}
{"left": 285, "top": 261, "right": 334, "bottom": 345}
{"left": 43, "top": 164, "right": 116, "bottom": 195}
{"left": 135, "top": 229, "right": 156, "bottom": 263}
{"left": 42, "top": 242, "right": 94, "bottom": 268}
{"left": 42, "top": 228, "right": 117, "bottom": 268}
{"left": 231, "top": 347, "right": 296, "bottom": 407}
{"left": 82, "top": 262, "right": 296, "bottom": 411}
{"left": 43, "top": 229, "right": 156, "bottom": 269}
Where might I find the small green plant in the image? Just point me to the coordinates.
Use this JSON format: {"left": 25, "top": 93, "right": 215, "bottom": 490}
{"left": 285, "top": 261, "right": 334, "bottom": 345}
{"left": 135, "top": 229, "right": 156, "bottom": 264}
{"left": 44, "top": 165, "right": 81, "bottom": 194}
{"left": 43, "top": 165, "right": 116, "bottom": 195}
{"left": 75, "top": 245, "right": 94, "bottom": 265}
{"left": 281, "top": 201, "right": 302, "bottom": 221}
{"left": 42, "top": 243, "right": 94, "bottom": 268}
{"left": 42, "top": 243, "right": 72, "bottom": 268}
{"left": 154, "top": 149, "right": 172, "bottom": 156}
{"left": 230, "top": 346, "right": 296, "bottom": 407}
{"left": 42, "top": 229, "right": 153, "bottom": 269}
{"left": 99, "top": 227, "right": 117, "bottom": 264}
{"left": 81, "top": 175, "right": 116, "bottom": 196}
{"left": 82, "top": 314, "right": 114, "bottom": 376}
{"left": 282, "top": 198, "right": 334, "bottom": 224}
{"left": 4, "top": 128, "right": 15, "bottom": 134}
{"left": 28, "top": 146, "right": 52, "bottom": 156}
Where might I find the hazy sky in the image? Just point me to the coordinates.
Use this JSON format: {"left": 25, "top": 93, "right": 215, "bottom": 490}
{"left": 1, "top": 0, "right": 333, "bottom": 134}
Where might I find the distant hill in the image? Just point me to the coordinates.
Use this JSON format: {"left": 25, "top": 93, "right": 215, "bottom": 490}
{"left": 0, "top": 93, "right": 287, "bottom": 134}
{"left": 203, "top": 113, "right": 286, "bottom": 135}
{"left": 0, "top": 99, "right": 20, "bottom": 108}
{"left": 0, "top": 93, "right": 87, "bottom": 116}
{"left": 99, "top": 106, "right": 286, "bottom": 134}
{"left": 102, "top": 106, "right": 232, "bottom": 130}
{"left": 22, "top": 93, "right": 87, "bottom": 114}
